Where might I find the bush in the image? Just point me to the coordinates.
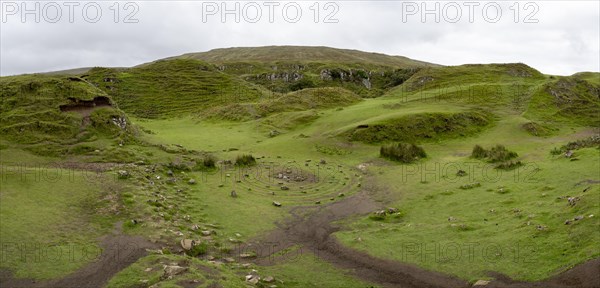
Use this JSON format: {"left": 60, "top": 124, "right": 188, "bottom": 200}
{"left": 203, "top": 155, "right": 216, "bottom": 168}
{"left": 471, "top": 144, "right": 518, "bottom": 162}
{"left": 471, "top": 145, "right": 487, "bottom": 159}
{"left": 488, "top": 145, "right": 518, "bottom": 162}
{"left": 495, "top": 161, "right": 523, "bottom": 170}
{"left": 380, "top": 142, "right": 427, "bottom": 163}
{"left": 235, "top": 154, "right": 256, "bottom": 166}
{"left": 186, "top": 242, "right": 208, "bottom": 257}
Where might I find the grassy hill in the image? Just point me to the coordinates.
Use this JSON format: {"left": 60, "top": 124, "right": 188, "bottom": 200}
{"left": 171, "top": 45, "right": 435, "bottom": 67}
{"left": 1, "top": 46, "right": 598, "bottom": 288}
{"left": 162, "top": 46, "right": 436, "bottom": 97}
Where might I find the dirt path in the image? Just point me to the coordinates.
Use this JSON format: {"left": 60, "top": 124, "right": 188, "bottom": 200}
{"left": 0, "top": 222, "right": 157, "bottom": 288}
{"left": 248, "top": 173, "right": 599, "bottom": 288}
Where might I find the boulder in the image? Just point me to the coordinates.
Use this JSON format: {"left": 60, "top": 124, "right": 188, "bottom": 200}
{"left": 163, "top": 265, "right": 187, "bottom": 278}
{"left": 180, "top": 239, "right": 195, "bottom": 250}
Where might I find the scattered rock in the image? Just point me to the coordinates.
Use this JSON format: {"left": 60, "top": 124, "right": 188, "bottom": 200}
{"left": 191, "top": 224, "right": 199, "bottom": 231}
{"left": 564, "top": 219, "right": 572, "bottom": 225}
{"left": 574, "top": 215, "right": 584, "bottom": 221}
{"left": 280, "top": 186, "right": 289, "bottom": 191}
{"left": 240, "top": 253, "right": 255, "bottom": 258}
{"left": 166, "top": 170, "right": 174, "bottom": 176}
{"left": 473, "top": 279, "right": 490, "bottom": 286}
{"left": 162, "top": 265, "right": 187, "bottom": 279}
{"left": 567, "top": 196, "right": 580, "bottom": 206}
{"left": 263, "top": 276, "right": 275, "bottom": 283}
{"left": 117, "top": 170, "right": 130, "bottom": 179}
{"left": 180, "top": 239, "right": 195, "bottom": 251}
{"left": 272, "top": 201, "right": 282, "bottom": 207}
{"left": 224, "top": 257, "right": 235, "bottom": 263}
{"left": 565, "top": 150, "right": 574, "bottom": 158}
{"left": 201, "top": 230, "right": 212, "bottom": 236}
{"left": 388, "top": 207, "right": 399, "bottom": 214}
{"left": 188, "top": 179, "right": 196, "bottom": 185}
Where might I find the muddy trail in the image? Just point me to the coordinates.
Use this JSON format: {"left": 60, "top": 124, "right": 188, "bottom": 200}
{"left": 248, "top": 179, "right": 600, "bottom": 288}
{"left": 0, "top": 223, "right": 157, "bottom": 288}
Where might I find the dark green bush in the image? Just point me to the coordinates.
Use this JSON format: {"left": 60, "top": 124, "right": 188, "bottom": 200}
{"left": 186, "top": 242, "right": 208, "bottom": 257}
{"left": 203, "top": 155, "right": 216, "bottom": 168}
{"left": 380, "top": 142, "right": 427, "bottom": 163}
{"left": 472, "top": 145, "right": 488, "bottom": 159}
{"left": 235, "top": 154, "right": 256, "bottom": 166}
{"left": 471, "top": 144, "right": 518, "bottom": 162}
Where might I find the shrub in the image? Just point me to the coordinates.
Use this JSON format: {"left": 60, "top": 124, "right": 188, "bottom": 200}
{"left": 186, "top": 242, "right": 208, "bottom": 257}
{"left": 471, "top": 145, "right": 487, "bottom": 159}
{"left": 235, "top": 154, "right": 256, "bottom": 166}
{"left": 488, "top": 145, "right": 518, "bottom": 162}
{"left": 471, "top": 144, "right": 518, "bottom": 162}
{"left": 380, "top": 142, "right": 427, "bottom": 163}
{"left": 495, "top": 161, "right": 523, "bottom": 170}
{"left": 203, "top": 155, "right": 216, "bottom": 168}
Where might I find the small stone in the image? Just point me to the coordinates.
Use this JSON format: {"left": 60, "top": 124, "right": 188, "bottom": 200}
{"left": 224, "top": 257, "right": 235, "bottom": 263}
{"left": 201, "top": 230, "right": 212, "bottom": 236}
{"left": 564, "top": 219, "right": 572, "bottom": 225}
{"left": 473, "top": 279, "right": 490, "bottom": 286}
{"left": 272, "top": 201, "right": 282, "bottom": 207}
{"left": 163, "top": 265, "right": 187, "bottom": 278}
{"left": 263, "top": 276, "right": 275, "bottom": 283}
{"left": 574, "top": 215, "right": 584, "bottom": 221}
{"left": 188, "top": 179, "right": 196, "bottom": 185}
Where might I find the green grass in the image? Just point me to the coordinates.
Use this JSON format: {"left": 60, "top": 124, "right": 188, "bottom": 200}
{"left": 334, "top": 126, "right": 600, "bottom": 282}
{"left": 1, "top": 47, "right": 599, "bottom": 286}
{"left": 0, "top": 166, "right": 118, "bottom": 279}
{"left": 84, "top": 59, "right": 265, "bottom": 118}
{"left": 106, "top": 254, "right": 247, "bottom": 288}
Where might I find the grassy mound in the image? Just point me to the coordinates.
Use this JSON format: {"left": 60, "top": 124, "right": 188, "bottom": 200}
{"left": 402, "top": 63, "right": 545, "bottom": 91}
{"left": 521, "top": 121, "right": 556, "bottom": 136}
{"left": 526, "top": 75, "right": 600, "bottom": 126}
{"left": 0, "top": 75, "right": 134, "bottom": 146}
{"left": 204, "top": 87, "right": 360, "bottom": 121}
{"left": 84, "top": 59, "right": 265, "bottom": 118}
{"left": 346, "top": 111, "right": 492, "bottom": 143}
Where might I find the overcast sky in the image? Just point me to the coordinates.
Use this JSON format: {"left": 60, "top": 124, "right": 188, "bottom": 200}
{"left": 1, "top": 1, "right": 598, "bottom": 76}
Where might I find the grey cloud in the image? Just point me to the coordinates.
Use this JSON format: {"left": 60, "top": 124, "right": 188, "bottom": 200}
{"left": 1, "top": 1, "right": 598, "bottom": 76}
